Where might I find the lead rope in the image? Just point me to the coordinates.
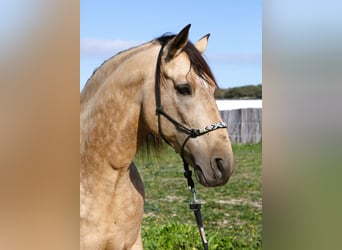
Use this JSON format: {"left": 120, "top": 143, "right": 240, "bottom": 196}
{"left": 182, "top": 156, "right": 208, "bottom": 250}
{"left": 181, "top": 134, "right": 209, "bottom": 249}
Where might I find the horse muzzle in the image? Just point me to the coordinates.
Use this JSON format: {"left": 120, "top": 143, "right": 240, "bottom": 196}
{"left": 194, "top": 156, "right": 233, "bottom": 187}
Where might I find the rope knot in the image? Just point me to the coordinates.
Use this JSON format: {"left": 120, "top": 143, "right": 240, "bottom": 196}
{"left": 156, "top": 106, "right": 163, "bottom": 114}
{"left": 184, "top": 169, "right": 192, "bottom": 178}
{"left": 190, "top": 129, "right": 200, "bottom": 138}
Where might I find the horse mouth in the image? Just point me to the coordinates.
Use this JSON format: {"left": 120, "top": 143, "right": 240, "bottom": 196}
{"left": 194, "top": 160, "right": 230, "bottom": 187}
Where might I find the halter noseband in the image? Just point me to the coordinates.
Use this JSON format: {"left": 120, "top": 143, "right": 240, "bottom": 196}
{"left": 154, "top": 43, "right": 227, "bottom": 250}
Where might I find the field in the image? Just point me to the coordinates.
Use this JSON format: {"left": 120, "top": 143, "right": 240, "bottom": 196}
{"left": 134, "top": 142, "right": 262, "bottom": 249}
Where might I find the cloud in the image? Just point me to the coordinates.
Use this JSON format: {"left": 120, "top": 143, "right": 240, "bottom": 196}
{"left": 206, "top": 53, "right": 261, "bottom": 64}
{"left": 80, "top": 38, "right": 141, "bottom": 59}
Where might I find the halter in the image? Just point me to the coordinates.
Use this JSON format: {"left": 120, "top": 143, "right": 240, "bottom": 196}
{"left": 155, "top": 43, "right": 227, "bottom": 250}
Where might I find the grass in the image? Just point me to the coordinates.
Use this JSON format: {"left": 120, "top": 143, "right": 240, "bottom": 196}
{"left": 135, "top": 142, "right": 262, "bottom": 249}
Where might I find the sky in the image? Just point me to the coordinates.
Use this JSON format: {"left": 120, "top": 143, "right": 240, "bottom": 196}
{"left": 80, "top": 1, "right": 262, "bottom": 90}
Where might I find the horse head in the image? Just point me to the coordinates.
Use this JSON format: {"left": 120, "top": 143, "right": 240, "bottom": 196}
{"left": 143, "top": 25, "right": 234, "bottom": 187}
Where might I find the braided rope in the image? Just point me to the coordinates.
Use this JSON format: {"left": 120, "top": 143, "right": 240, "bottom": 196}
{"left": 197, "top": 121, "right": 227, "bottom": 135}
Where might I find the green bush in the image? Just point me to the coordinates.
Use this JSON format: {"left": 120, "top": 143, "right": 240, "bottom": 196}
{"left": 215, "top": 84, "right": 262, "bottom": 99}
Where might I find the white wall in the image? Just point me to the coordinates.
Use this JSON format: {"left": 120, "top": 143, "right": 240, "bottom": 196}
{"left": 216, "top": 99, "right": 262, "bottom": 111}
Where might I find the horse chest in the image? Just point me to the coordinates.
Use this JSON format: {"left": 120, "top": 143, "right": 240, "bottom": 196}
{"left": 80, "top": 172, "right": 144, "bottom": 250}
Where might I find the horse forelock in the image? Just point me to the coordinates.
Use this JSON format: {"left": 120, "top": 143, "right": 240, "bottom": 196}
{"left": 184, "top": 42, "right": 217, "bottom": 87}
{"left": 156, "top": 34, "right": 217, "bottom": 88}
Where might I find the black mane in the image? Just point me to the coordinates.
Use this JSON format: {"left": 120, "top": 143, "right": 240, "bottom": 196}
{"left": 156, "top": 34, "right": 217, "bottom": 86}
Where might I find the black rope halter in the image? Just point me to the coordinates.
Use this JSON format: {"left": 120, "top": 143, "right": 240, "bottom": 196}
{"left": 154, "top": 43, "right": 227, "bottom": 250}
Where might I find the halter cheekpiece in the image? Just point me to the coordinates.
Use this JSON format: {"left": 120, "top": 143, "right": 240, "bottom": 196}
{"left": 154, "top": 42, "right": 227, "bottom": 250}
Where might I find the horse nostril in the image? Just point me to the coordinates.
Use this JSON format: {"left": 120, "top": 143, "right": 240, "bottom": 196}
{"left": 215, "top": 158, "right": 225, "bottom": 173}
{"left": 212, "top": 157, "right": 232, "bottom": 185}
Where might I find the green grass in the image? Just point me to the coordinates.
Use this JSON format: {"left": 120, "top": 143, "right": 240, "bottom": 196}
{"left": 135, "top": 143, "right": 262, "bottom": 249}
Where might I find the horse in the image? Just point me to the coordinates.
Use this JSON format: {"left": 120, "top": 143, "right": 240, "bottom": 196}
{"left": 80, "top": 24, "right": 234, "bottom": 250}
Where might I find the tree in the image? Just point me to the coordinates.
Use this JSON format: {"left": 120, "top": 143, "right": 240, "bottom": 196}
{"left": 215, "top": 84, "right": 262, "bottom": 99}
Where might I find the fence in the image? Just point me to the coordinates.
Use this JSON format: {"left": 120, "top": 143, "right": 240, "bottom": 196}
{"left": 220, "top": 108, "right": 262, "bottom": 144}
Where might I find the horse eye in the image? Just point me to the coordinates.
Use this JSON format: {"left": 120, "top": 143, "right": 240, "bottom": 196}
{"left": 175, "top": 83, "right": 192, "bottom": 96}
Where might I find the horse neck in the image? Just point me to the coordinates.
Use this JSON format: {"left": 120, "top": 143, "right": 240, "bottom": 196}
{"left": 81, "top": 42, "right": 155, "bottom": 106}
{"left": 80, "top": 42, "right": 159, "bottom": 187}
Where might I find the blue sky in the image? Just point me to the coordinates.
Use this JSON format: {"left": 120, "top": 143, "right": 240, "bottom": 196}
{"left": 80, "top": 1, "right": 262, "bottom": 90}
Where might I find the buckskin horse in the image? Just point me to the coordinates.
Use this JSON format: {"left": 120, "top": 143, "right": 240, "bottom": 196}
{"left": 80, "top": 24, "right": 234, "bottom": 250}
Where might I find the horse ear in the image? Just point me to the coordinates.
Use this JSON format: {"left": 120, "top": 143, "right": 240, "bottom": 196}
{"left": 164, "top": 24, "right": 191, "bottom": 61}
{"left": 194, "top": 34, "right": 210, "bottom": 53}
